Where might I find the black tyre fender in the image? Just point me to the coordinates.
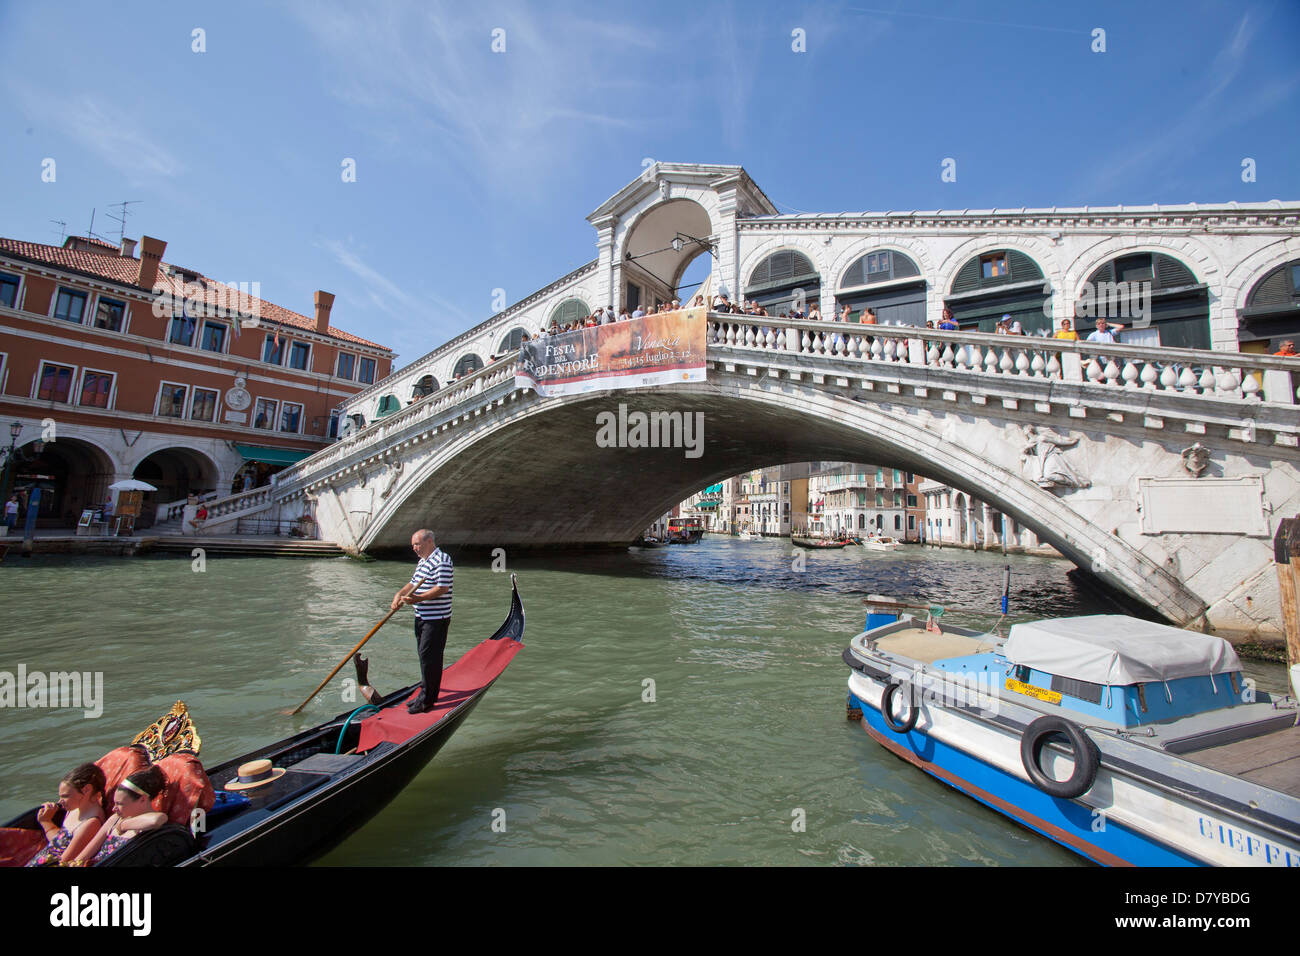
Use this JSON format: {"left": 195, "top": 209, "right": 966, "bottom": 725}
{"left": 1019, "top": 716, "right": 1099, "bottom": 799}
{"left": 880, "top": 681, "right": 920, "bottom": 734}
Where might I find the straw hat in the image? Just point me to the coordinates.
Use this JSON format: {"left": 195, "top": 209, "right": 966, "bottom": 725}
{"left": 225, "top": 758, "right": 286, "bottom": 791}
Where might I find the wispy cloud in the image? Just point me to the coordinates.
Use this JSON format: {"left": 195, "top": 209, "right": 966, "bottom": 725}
{"left": 9, "top": 86, "right": 182, "bottom": 183}
{"left": 318, "top": 236, "right": 474, "bottom": 358}
{"left": 1075, "top": 10, "right": 1291, "bottom": 199}
{"left": 286, "top": 2, "right": 668, "bottom": 192}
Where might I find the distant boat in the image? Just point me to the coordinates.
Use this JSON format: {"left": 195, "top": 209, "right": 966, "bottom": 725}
{"left": 791, "top": 536, "right": 848, "bottom": 549}
{"left": 845, "top": 604, "right": 1300, "bottom": 866}
{"left": 736, "top": 530, "right": 760, "bottom": 540}
{"left": 862, "top": 535, "right": 902, "bottom": 551}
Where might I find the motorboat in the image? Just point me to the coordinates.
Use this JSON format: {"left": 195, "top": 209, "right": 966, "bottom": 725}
{"left": 843, "top": 602, "right": 1300, "bottom": 866}
{"left": 862, "top": 535, "right": 902, "bottom": 551}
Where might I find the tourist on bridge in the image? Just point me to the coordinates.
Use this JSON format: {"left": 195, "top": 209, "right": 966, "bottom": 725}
{"left": 1086, "top": 317, "right": 1124, "bottom": 343}
{"left": 1275, "top": 339, "right": 1297, "bottom": 356}
{"left": 391, "top": 529, "right": 454, "bottom": 715}
{"left": 937, "top": 307, "right": 958, "bottom": 331}
{"left": 1054, "top": 318, "right": 1079, "bottom": 341}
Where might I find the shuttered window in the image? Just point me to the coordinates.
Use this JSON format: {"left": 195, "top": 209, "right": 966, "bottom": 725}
{"left": 549, "top": 298, "right": 589, "bottom": 327}
{"left": 499, "top": 327, "right": 528, "bottom": 352}
{"left": 1246, "top": 260, "right": 1300, "bottom": 306}
{"left": 453, "top": 354, "right": 483, "bottom": 377}
{"left": 839, "top": 250, "right": 921, "bottom": 288}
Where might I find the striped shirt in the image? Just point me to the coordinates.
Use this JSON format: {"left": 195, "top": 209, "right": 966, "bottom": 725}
{"left": 410, "top": 548, "right": 453, "bottom": 620}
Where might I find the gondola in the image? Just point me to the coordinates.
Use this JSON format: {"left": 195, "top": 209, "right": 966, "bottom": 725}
{"left": 791, "top": 535, "right": 848, "bottom": 549}
{"left": 2, "top": 575, "right": 525, "bottom": 867}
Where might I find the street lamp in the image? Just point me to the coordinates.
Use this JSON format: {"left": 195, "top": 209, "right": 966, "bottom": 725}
{"left": 1, "top": 421, "right": 21, "bottom": 512}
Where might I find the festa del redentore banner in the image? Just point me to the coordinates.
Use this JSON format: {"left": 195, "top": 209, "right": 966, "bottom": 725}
{"left": 514, "top": 307, "right": 708, "bottom": 397}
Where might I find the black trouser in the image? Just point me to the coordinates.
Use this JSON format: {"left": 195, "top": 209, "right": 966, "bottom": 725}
{"left": 413, "top": 617, "right": 450, "bottom": 706}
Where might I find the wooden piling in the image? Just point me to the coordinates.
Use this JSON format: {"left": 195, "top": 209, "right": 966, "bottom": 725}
{"left": 1274, "top": 516, "right": 1300, "bottom": 688}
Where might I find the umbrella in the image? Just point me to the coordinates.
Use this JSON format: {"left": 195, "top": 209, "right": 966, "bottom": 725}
{"left": 107, "top": 479, "right": 157, "bottom": 492}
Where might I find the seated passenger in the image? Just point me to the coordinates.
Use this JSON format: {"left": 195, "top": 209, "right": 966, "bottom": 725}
{"left": 25, "top": 763, "right": 107, "bottom": 866}
{"left": 73, "top": 766, "right": 168, "bottom": 865}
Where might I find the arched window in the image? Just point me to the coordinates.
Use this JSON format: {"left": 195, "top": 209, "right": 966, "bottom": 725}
{"left": 453, "top": 354, "right": 483, "bottom": 378}
{"left": 498, "top": 327, "right": 528, "bottom": 353}
{"left": 840, "top": 250, "right": 920, "bottom": 288}
{"left": 1080, "top": 253, "right": 1207, "bottom": 349}
{"left": 412, "top": 375, "right": 439, "bottom": 399}
{"left": 549, "top": 298, "right": 589, "bottom": 327}
{"left": 947, "top": 249, "right": 1051, "bottom": 335}
{"left": 1241, "top": 259, "right": 1300, "bottom": 349}
{"left": 744, "top": 250, "right": 819, "bottom": 316}
{"left": 837, "top": 250, "right": 926, "bottom": 326}
{"left": 858, "top": 514, "right": 865, "bottom": 530}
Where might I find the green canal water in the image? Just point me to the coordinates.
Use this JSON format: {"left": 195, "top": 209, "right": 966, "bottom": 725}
{"left": 0, "top": 540, "right": 1287, "bottom": 866}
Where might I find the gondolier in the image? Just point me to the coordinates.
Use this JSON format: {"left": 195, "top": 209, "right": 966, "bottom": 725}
{"left": 392, "top": 529, "right": 453, "bottom": 714}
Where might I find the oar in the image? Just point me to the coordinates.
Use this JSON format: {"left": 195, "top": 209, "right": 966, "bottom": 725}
{"left": 282, "top": 607, "right": 400, "bottom": 716}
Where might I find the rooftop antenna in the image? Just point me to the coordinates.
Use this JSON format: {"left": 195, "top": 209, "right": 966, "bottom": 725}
{"left": 50, "top": 220, "right": 67, "bottom": 244}
{"left": 105, "top": 200, "right": 142, "bottom": 243}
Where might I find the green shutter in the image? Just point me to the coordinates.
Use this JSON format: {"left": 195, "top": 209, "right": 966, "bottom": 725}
{"left": 1247, "top": 263, "right": 1296, "bottom": 306}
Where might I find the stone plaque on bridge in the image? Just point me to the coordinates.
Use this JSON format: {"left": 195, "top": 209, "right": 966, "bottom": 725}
{"left": 1137, "top": 476, "right": 1268, "bottom": 536}
{"left": 224, "top": 411, "right": 248, "bottom": 424}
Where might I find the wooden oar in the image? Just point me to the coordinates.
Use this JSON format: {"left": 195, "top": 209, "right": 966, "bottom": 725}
{"left": 282, "top": 607, "right": 400, "bottom": 716}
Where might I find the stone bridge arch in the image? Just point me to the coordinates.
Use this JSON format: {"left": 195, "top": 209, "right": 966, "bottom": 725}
{"left": 350, "top": 381, "right": 1207, "bottom": 625}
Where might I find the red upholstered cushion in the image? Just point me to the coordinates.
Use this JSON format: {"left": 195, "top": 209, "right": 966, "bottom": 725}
{"left": 0, "top": 827, "right": 47, "bottom": 867}
{"left": 154, "top": 753, "right": 215, "bottom": 827}
{"left": 95, "top": 745, "right": 150, "bottom": 815}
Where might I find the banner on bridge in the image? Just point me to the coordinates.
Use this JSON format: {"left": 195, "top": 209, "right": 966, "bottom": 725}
{"left": 514, "top": 307, "right": 708, "bottom": 398}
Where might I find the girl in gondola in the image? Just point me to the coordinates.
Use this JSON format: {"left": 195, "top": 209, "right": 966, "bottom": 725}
{"left": 72, "top": 766, "right": 168, "bottom": 866}
{"left": 26, "top": 763, "right": 107, "bottom": 866}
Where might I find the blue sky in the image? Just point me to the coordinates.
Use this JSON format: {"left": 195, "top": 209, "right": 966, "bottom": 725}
{"left": 2, "top": 1, "right": 1297, "bottom": 364}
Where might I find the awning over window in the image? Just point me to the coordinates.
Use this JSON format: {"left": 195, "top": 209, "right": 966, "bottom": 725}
{"left": 702, "top": 483, "right": 724, "bottom": 495}
{"left": 234, "top": 444, "right": 312, "bottom": 467}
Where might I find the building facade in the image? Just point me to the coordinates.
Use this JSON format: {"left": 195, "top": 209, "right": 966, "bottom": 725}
{"left": 0, "top": 234, "right": 393, "bottom": 527}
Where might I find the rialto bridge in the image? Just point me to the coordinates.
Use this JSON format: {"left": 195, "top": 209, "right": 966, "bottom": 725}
{"left": 198, "top": 164, "right": 1300, "bottom": 639}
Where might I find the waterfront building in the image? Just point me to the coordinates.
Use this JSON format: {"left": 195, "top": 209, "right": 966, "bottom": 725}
{"left": 0, "top": 233, "right": 393, "bottom": 527}
{"left": 919, "top": 479, "right": 1057, "bottom": 555}
{"left": 808, "top": 462, "right": 909, "bottom": 537}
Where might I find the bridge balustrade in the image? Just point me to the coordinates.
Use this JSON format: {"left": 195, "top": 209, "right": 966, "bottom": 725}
{"left": 706, "top": 315, "right": 1298, "bottom": 405}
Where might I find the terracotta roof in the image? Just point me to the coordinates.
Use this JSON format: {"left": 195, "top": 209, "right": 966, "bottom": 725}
{"left": 0, "top": 237, "right": 392, "bottom": 353}
{"left": 65, "top": 235, "right": 123, "bottom": 254}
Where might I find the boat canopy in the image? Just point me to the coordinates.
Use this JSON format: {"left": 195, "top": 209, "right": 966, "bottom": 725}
{"left": 1004, "top": 615, "right": 1241, "bottom": 685}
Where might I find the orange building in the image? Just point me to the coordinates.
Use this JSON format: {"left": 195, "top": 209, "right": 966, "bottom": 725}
{"left": 0, "top": 234, "right": 393, "bottom": 528}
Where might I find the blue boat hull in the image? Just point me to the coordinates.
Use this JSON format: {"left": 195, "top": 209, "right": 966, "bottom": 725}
{"left": 850, "top": 691, "right": 1205, "bottom": 867}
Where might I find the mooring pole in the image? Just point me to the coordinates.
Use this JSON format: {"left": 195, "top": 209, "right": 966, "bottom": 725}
{"left": 1274, "top": 516, "right": 1300, "bottom": 699}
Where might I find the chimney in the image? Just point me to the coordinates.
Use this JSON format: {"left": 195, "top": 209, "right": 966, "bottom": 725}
{"left": 314, "top": 290, "right": 335, "bottom": 334}
{"left": 136, "top": 236, "right": 166, "bottom": 289}
{"left": 120, "top": 237, "right": 137, "bottom": 258}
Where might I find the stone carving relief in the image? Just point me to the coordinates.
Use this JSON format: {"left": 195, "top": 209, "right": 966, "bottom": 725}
{"left": 1020, "top": 425, "right": 1091, "bottom": 491}
{"left": 1180, "top": 442, "right": 1211, "bottom": 477}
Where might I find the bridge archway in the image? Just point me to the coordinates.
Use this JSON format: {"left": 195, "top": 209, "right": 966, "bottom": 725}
{"left": 620, "top": 198, "right": 716, "bottom": 309}
{"left": 355, "top": 381, "right": 1206, "bottom": 625}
